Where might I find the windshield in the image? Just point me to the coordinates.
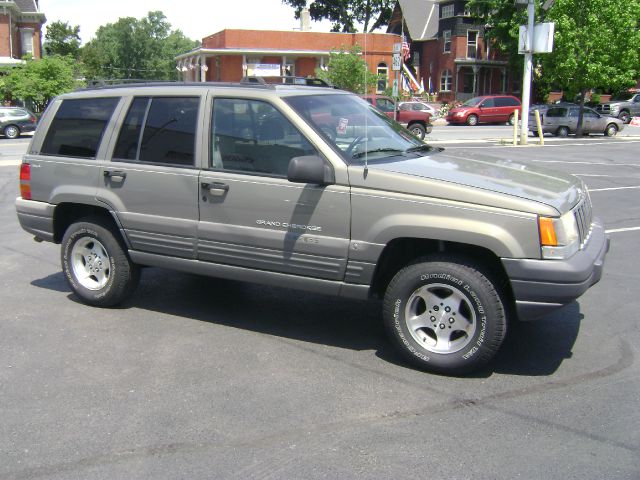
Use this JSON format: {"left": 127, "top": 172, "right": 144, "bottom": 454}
{"left": 285, "top": 94, "right": 436, "bottom": 164}
{"left": 461, "top": 97, "right": 483, "bottom": 107}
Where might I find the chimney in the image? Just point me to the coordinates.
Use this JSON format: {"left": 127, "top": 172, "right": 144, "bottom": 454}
{"left": 300, "top": 8, "right": 311, "bottom": 31}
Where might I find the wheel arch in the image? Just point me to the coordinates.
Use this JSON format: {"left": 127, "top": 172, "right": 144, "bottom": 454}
{"left": 53, "top": 203, "right": 126, "bottom": 246}
{"left": 369, "top": 238, "right": 515, "bottom": 310}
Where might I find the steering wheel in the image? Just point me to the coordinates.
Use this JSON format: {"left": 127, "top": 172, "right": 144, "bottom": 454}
{"left": 346, "top": 135, "right": 367, "bottom": 156}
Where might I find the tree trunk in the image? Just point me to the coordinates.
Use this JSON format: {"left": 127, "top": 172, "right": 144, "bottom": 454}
{"left": 576, "top": 88, "right": 588, "bottom": 136}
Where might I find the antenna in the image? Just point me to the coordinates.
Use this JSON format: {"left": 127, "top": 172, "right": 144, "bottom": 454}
{"left": 364, "top": 29, "right": 368, "bottom": 172}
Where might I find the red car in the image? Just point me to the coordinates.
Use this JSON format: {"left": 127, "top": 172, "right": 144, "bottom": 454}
{"left": 446, "top": 95, "right": 521, "bottom": 126}
{"left": 361, "top": 95, "right": 432, "bottom": 139}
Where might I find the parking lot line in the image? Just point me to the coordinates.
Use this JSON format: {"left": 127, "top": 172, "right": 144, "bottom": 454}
{"left": 605, "top": 226, "right": 640, "bottom": 234}
{"left": 588, "top": 186, "right": 640, "bottom": 192}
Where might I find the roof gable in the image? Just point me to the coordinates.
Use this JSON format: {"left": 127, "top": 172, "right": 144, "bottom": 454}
{"left": 14, "top": 0, "right": 39, "bottom": 13}
{"left": 398, "top": 0, "right": 439, "bottom": 40}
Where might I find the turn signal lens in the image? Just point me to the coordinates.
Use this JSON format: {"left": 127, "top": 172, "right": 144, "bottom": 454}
{"left": 539, "top": 217, "right": 558, "bottom": 246}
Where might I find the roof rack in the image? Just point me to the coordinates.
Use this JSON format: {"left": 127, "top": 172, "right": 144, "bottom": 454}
{"left": 79, "top": 80, "right": 276, "bottom": 92}
{"left": 241, "top": 76, "right": 333, "bottom": 87}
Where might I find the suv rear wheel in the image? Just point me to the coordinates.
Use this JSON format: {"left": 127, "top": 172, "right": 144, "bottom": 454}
{"left": 382, "top": 256, "right": 507, "bottom": 375}
{"left": 556, "top": 126, "right": 570, "bottom": 137}
{"left": 618, "top": 111, "right": 630, "bottom": 124}
{"left": 61, "top": 217, "right": 140, "bottom": 307}
{"left": 3, "top": 125, "right": 20, "bottom": 139}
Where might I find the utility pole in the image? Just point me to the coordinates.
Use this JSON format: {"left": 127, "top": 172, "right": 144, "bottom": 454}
{"left": 520, "top": 0, "right": 535, "bottom": 145}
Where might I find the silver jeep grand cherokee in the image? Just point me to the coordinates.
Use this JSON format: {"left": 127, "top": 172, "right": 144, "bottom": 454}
{"left": 15, "top": 82, "right": 609, "bottom": 375}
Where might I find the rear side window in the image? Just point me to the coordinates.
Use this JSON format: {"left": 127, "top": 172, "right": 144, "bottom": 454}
{"left": 495, "top": 97, "right": 520, "bottom": 107}
{"left": 113, "top": 96, "right": 199, "bottom": 166}
{"left": 41, "top": 98, "right": 119, "bottom": 158}
{"left": 546, "top": 107, "right": 567, "bottom": 118}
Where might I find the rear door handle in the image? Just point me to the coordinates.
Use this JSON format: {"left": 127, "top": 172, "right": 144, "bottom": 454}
{"left": 201, "top": 182, "right": 229, "bottom": 196}
{"left": 104, "top": 170, "right": 127, "bottom": 180}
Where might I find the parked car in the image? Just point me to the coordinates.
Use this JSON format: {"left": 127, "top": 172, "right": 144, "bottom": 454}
{"left": 398, "top": 101, "right": 439, "bottom": 117}
{"left": 446, "top": 95, "right": 521, "bottom": 126}
{"left": 528, "top": 102, "right": 577, "bottom": 123}
{"left": 15, "top": 82, "right": 608, "bottom": 375}
{"left": 530, "top": 105, "right": 624, "bottom": 137}
{"left": 361, "top": 95, "right": 432, "bottom": 139}
{"left": 0, "top": 106, "right": 38, "bottom": 139}
{"left": 593, "top": 92, "right": 640, "bottom": 124}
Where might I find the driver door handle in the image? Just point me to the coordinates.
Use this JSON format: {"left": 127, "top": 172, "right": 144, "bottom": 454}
{"left": 104, "top": 170, "right": 126, "bottom": 180}
{"left": 201, "top": 181, "right": 229, "bottom": 196}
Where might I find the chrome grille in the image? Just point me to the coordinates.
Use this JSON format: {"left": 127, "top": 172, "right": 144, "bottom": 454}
{"left": 573, "top": 194, "right": 593, "bottom": 247}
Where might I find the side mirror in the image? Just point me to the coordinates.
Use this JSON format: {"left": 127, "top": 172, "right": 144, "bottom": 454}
{"left": 287, "top": 155, "right": 335, "bottom": 185}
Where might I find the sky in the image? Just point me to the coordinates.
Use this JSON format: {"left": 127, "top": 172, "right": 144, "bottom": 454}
{"left": 38, "top": 0, "right": 338, "bottom": 44}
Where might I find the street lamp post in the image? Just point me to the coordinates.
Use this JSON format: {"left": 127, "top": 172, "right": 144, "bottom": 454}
{"left": 520, "top": 0, "right": 535, "bottom": 145}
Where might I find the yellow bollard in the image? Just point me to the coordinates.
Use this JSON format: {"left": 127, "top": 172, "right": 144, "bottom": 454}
{"left": 534, "top": 109, "right": 544, "bottom": 146}
{"left": 513, "top": 109, "right": 519, "bottom": 146}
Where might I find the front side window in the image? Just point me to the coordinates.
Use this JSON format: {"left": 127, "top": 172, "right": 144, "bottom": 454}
{"left": 211, "top": 98, "right": 317, "bottom": 177}
{"left": 480, "top": 98, "right": 495, "bottom": 108}
{"left": 443, "top": 30, "right": 451, "bottom": 53}
{"left": 440, "top": 70, "right": 452, "bottom": 92}
{"left": 113, "top": 96, "right": 199, "bottom": 166}
{"left": 41, "top": 98, "right": 120, "bottom": 158}
{"left": 285, "top": 94, "right": 431, "bottom": 164}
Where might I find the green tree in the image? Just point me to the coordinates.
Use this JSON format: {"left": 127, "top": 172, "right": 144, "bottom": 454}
{"left": 43, "top": 21, "right": 81, "bottom": 59}
{"left": 316, "top": 45, "right": 379, "bottom": 93}
{"left": 282, "top": 0, "right": 393, "bottom": 32}
{"left": 467, "top": 0, "right": 640, "bottom": 133}
{"left": 2, "top": 56, "right": 79, "bottom": 111}
{"left": 80, "top": 11, "right": 197, "bottom": 81}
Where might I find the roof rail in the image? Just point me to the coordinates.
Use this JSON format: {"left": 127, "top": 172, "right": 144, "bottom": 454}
{"left": 78, "top": 80, "right": 276, "bottom": 92}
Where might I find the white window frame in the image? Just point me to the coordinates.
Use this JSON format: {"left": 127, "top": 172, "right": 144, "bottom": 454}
{"left": 443, "top": 30, "right": 451, "bottom": 53}
{"left": 440, "top": 70, "right": 452, "bottom": 92}
{"left": 440, "top": 4, "right": 455, "bottom": 18}
{"left": 20, "top": 28, "right": 34, "bottom": 56}
{"left": 467, "top": 30, "right": 478, "bottom": 59}
{"left": 376, "top": 62, "right": 388, "bottom": 93}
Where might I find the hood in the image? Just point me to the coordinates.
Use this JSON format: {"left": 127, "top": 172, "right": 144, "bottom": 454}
{"left": 367, "top": 149, "right": 583, "bottom": 214}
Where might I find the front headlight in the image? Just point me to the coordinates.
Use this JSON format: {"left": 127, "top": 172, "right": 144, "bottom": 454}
{"left": 539, "top": 211, "right": 579, "bottom": 259}
{"left": 456, "top": 111, "right": 466, "bottom": 117}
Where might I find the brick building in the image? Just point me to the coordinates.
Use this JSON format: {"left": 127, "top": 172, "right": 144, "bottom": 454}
{"left": 176, "top": 23, "right": 399, "bottom": 91}
{"left": 0, "top": 0, "right": 46, "bottom": 66}
{"left": 388, "top": 0, "right": 519, "bottom": 102}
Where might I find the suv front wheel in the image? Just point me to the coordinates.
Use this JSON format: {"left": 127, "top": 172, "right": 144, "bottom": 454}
{"left": 61, "top": 217, "right": 140, "bottom": 307}
{"left": 382, "top": 256, "right": 507, "bottom": 375}
{"left": 408, "top": 123, "right": 426, "bottom": 139}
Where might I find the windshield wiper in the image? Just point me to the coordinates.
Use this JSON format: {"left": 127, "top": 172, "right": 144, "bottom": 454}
{"left": 352, "top": 148, "right": 404, "bottom": 159}
{"left": 405, "top": 145, "right": 434, "bottom": 153}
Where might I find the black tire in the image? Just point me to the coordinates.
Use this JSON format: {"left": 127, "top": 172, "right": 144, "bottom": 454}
{"left": 383, "top": 256, "right": 507, "bottom": 375}
{"left": 61, "top": 217, "right": 140, "bottom": 307}
{"left": 508, "top": 113, "right": 515, "bottom": 126}
{"left": 618, "top": 111, "right": 630, "bottom": 124}
{"left": 556, "top": 126, "right": 569, "bottom": 137}
{"left": 408, "top": 123, "right": 426, "bottom": 139}
{"left": 3, "top": 125, "right": 20, "bottom": 139}
{"left": 604, "top": 123, "right": 618, "bottom": 137}
{"left": 466, "top": 114, "right": 478, "bottom": 126}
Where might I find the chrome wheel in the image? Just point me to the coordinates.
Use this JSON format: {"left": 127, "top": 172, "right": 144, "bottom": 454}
{"left": 70, "top": 236, "right": 111, "bottom": 290}
{"left": 404, "top": 283, "right": 476, "bottom": 354}
{"left": 4, "top": 125, "right": 19, "bottom": 139}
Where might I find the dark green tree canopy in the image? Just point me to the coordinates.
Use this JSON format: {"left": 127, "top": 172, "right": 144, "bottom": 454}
{"left": 43, "top": 21, "right": 81, "bottom": 58}
{"left": 81, "top": 11, "right": 197, "bottom": 81}
{"left": 283, "top": 0, "right": 393, "bottom": 32}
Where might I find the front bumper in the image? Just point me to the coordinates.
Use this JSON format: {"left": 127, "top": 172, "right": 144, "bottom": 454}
{"left": 501, "top": 219, "right": 609, "bottom": 321}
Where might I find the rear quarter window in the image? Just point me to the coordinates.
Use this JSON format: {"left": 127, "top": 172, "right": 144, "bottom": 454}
{"left": 41, "top": 98, "right": 119, "bottom": 158}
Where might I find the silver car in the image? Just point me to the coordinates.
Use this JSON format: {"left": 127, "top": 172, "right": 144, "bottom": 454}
{"left": 530, "top": 105, "right": 624, "bottom": 137}
{"left": 0, "top": 106, "right": 38, "bottom": 139}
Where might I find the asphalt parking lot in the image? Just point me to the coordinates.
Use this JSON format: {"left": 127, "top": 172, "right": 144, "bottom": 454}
{"left": 1, "top": 133, "right": 639, "bottom": 479}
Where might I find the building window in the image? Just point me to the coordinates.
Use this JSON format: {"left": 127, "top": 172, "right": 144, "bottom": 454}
{"left": 467, "top": 31, "right": 478, "bottom": 59}
{"left": 440, "top": 70, "right": 452, "bottom": 92}
{"left": 377, "top": 62, "right": 388, "bottom": 93}
{"left": 20, "top": 29, "right": 34, "bottom": 56}
{"left": 440, "top": 4, "right": 454, "bottom": 18}
{"left": 443, "top": 30, "right": 451, "bottom": 53}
